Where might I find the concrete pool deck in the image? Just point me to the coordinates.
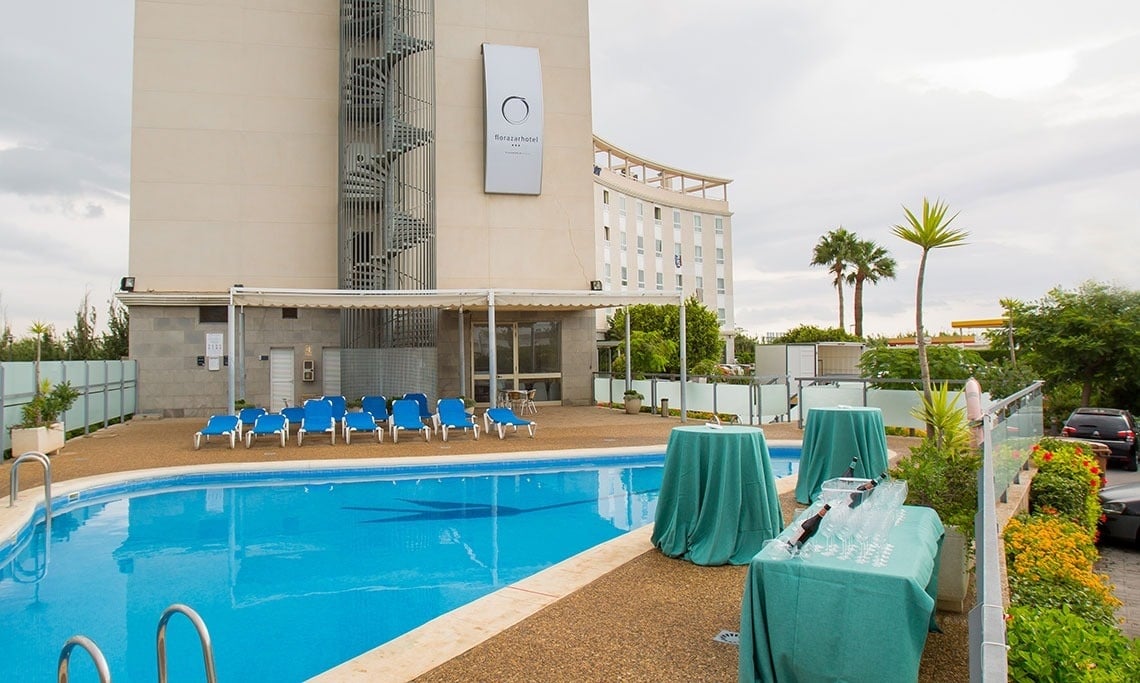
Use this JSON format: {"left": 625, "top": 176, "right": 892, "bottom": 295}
{"left": 4, "top": 406, "right": 970, "bottom": 682}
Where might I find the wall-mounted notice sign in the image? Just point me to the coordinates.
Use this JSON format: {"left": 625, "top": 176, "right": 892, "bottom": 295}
{"left": 483, "top": 43, "right": 544, "bottom": 195}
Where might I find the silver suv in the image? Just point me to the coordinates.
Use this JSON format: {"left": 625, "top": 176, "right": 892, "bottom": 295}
{"left": 1062, "top": 407, "right": 1139, "bottom": 471}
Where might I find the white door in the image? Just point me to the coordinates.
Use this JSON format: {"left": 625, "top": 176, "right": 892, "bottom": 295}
{"left": 270, "top": 348, "right": 295, "bottom": 411}
{"left": 322, "top": 348, "right": 341, "bottom": 397}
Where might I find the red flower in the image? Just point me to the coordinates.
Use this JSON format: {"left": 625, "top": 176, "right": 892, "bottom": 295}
{"left": 1091, "top": 466, "right": 1100, "bottom": 475}
{"left": 1031, "top": 444, "right": 1040, "bottom": 452}
{"left": 1043, "top": 452, "right": 1054, "bottom": 462}
{"left": 1082, "top": 460, "right": 1089, "bottom": 467}
{"left": 1091, "top": 479, "right": 1099, "bottom": 488}
{"left": 1075, "top": 447, "right": 1084, "bottom": 455}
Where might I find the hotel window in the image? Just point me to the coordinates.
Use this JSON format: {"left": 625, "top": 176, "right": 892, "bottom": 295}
{"left": 604, "top": 262, "right": 611, "bottom": 284}
{"left": 693, "top": 215, "right": 702, "bottom": 233}
{"left": 621, "top": 266, "right": 628, "bottom": 287}
{"left": 603, "top": 190, "right": 610, "bottom": 204}
{"left": 694, "top": 245, "right": 703, "bottom": 263}
{"left": 654, "top": 206, "right": 662, "bottom": 221}
{"left": 675, "top": 274, "right": 683, "bottom": 291}
{"left": 717, "top": 308, "right": 726, "bottom": 324}
{"left": 696, "top": 275, "right": 704, "bottom": 290}
{"left": 655, "top": 238, "right": 662, "bottom": 255}
{"left": 673, "top": 209, "right": 681, "bottom": 229}
{"left": 199, "top": 306, "right": 227, "bottom": 323}
{"left": 620, "top": 231, "right": 627, "bottom": 250}
{"left": 636, "top": 202, "right": 643, "bottom": 217}
{"left": 638, "top": 269, "right": 645, "bottom": 288}
{"left": 282, "top": 307, "right": 298, "bottom": 319}
{"left": 619, "top": 196, "right": 627, "bottom": 215}
{"left": 717, "top": 277, "right": 726, "bottom": 294}
{"left": 715, "top": 216, "right": 724, "bottom": 234}
{"left": 716, "top": 247, "right": 724, "bottom": 264}
{"left": 603, "top": 226, "right": 610, "bottom": 242}
{"left": 637, "top": 235, "right": 644, "bottom": 254}
{"left": 656, "top": 272, "right": 664, "bottom": 290}
{"left": 674, "top": 242, "right": 682, "bottom": 258}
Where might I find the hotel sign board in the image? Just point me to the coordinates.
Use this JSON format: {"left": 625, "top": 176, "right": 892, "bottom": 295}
{"left": 482, "top": 43, "right": 544, "bottom": 195}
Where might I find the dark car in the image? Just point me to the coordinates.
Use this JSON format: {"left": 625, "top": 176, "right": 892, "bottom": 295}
{"left": 1098, "top": 482, "right": 1140, "bottom": 546}
{"left": 1062, "top": 407, "right": 1138, "bottom": 471}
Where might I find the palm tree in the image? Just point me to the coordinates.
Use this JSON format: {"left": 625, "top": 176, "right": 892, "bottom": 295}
{"left": 891, "top": 199, "right": 968, "bottom": 407}
{"left": 845, "top": 239, "right": 897, "bottom": 337}
{"left": 810, "top": 227, "right": 858, "bottom": 331}
{"left": 29, "top": 321, "right": 52, "bottom": 396}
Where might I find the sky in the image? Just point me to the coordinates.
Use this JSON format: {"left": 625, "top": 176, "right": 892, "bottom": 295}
{"left": 1, "top": 1, "right": 1139, "bottom": 341}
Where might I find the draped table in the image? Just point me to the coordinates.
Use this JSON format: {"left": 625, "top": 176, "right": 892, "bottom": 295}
{"left": 795, "top": 406, "right": 889, "bottom": 504}
{"left": 738, "top": 505, "right": 945, "bottom": 683}
{"left": 651, "top": 425, "right": 784, "bottom": 566}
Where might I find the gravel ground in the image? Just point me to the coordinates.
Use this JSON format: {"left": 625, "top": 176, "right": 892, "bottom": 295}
{"left": 3, "top": 407, "right": 967, "bottom": 682}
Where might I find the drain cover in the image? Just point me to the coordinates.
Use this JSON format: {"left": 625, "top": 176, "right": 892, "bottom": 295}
{"left": 714, "top": 630, "right": 739, "bottom": 645}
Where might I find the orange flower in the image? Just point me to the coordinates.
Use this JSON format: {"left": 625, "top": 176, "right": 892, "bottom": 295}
{"left": 1075, "top": 447, "right": 1084, "bottom": 455}
{"left": 1032, "top": 444, "right": 1040, "bottom": 451}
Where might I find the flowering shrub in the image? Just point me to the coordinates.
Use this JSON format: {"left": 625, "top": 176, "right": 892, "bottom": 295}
{"left": 1006, "top": 605, "right": 1140, "bottom": 682}
{"left": 1029, "top": 439, "right": 1102, "bottom": 534}
{"left": 1004, "top": 515, "right": 1119, "bottom": 626}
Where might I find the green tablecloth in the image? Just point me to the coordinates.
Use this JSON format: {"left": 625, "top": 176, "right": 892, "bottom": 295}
{"left": 651, "top": 425, "right": 785, "bottom": 566}
{"left": 738, "top": 505, "right": 945, "bottom": 683}
{"left": 795, "top": 406, "right": 889, "bottom": 504}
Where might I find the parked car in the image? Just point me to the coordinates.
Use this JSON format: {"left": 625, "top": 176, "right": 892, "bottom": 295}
{"left": 1061, "top": 407, "right": 1139, "bottom": 471}
{"left": 1098, "top": 482, "right": 1140, "bottom": 546}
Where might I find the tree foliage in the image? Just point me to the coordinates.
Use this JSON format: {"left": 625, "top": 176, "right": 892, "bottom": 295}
{"left": 891, "top": 198, "right": 968, "bottom": 409}
{"left": 845, "top": 238, "right": 896, "bottom": 337}
{"left": 733, "top": 328, "right": 759, "bottom": 364}
{"left": 607, "top": 296, "right": 723, "bottom": 374}
{"left": 859, "top": 345, "right": 985, "bottom": 388}
{"left": 1000, "top": 281, "right": 1140, "bottom": 410}
{"left": 766, "top": 324, "right": 861, "bottom": 344}
{"left": 0, "top": 295, "right": 130, "bottom": 362}
{"left": 810, "top": 227, "right": 859, "bottom": 330}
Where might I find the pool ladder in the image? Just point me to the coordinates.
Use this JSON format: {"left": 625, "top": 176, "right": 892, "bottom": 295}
{"left": 56, "top": 604, "right": 218, "bottom": 683}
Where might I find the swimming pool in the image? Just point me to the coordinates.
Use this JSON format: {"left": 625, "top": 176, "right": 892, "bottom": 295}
{"left": 1, "top": 448, "right": 800, "bottom": 681}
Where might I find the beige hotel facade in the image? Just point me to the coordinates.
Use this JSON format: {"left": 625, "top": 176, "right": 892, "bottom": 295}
{"left": 119, "top": 0, "right": 735, "bottom": 416}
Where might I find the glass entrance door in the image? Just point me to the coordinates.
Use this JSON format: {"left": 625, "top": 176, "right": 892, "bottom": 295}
{"left": 472, "top": 322, "right": 562, "bottom": 405}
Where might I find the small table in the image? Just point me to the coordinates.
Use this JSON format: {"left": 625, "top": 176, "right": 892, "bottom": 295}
{"left": 795, "top": 406, "right": 889, "bottom": 504}
{"left": 651, "top": 425, "right": 784, "bottom": 566}
{"left": 739, "top": 505, "right": 945, "bottom": 683}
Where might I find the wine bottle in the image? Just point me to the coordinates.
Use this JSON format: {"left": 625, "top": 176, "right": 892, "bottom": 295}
{"left": 786, "top": 504, "right": 831, "bottom": 549}
{"left": 847, "top": 472, "right": 888, "bottom": 508}
{"left": 842, "top": 456, "right": 859, "bottom": 478}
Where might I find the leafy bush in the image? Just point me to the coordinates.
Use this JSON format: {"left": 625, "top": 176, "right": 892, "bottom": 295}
{"left": 1007, "top": 605, "right": 1140, "bottom": 682}
{"left": 1031, "top": 439, "right": 1103, "bottom": 533}
{"left": 891, "top": 439, "right": 980, "bottom": 542}
{"left": 20, "top": 380, "right": 81, "bottom": 428}
{"left": 1004, "top": 515, "right": 1119, "bottom": 627}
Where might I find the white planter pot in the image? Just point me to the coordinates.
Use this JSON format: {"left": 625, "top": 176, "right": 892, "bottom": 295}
{"left": 936, "top": 525, "right": 972, "bottom": 613}
{"left": 10, "top": 423, "right": 66, "bottom": 456}
{"left": 623, "top": 398, "right": 642, "bottom": 415}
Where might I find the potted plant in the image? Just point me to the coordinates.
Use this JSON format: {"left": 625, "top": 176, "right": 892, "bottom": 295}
{"left": 11, "top": 379, "right": 81, "bottom": 456}
{"left": 889, "top": 382, "right": 979, "bottom": 612}
{"left": 623, "top": 389, "right": 644, "bottom": 415}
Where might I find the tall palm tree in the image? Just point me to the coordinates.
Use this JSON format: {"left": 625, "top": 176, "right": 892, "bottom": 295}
{"left": 845, "top": 239, "right": 897, "bottom": 337}
{"left": 891, "top": 199, "right": 968, "bottom": 407}
{"left": 810, "top": 227, "right": 858, "bottom": 331}
{"left": 29, "top": 321, "right": 52, "bottom": 396}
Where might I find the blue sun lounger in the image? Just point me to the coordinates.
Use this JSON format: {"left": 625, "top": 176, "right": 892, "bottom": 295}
{"left": 403, "top": 392, "right": 438, "bottom": 432}
{"left": 244, "top": 413, "right": 288, "bottom": 449}
{"left": 484, "top": 407, "right": 536, "bottom": 439}
{"left": 237, "top": 406, "right": 266, "bottom": 439}
{"left": 437, "top": 397, "right": 479, "bottom": 442}
{"left": 343, "top": 410, "right": 383, "bottom": 444}
{"left": 298, "top": 399, "right": 337, "bottom": 446}
{"left": 361, "top": 395, "right": 389, "bottom": 426}
{"left": 390, "top": 399, "right": 431, "bottom": 443}
{"left": 194, "top": 415, "right": 239, "bottom": 450}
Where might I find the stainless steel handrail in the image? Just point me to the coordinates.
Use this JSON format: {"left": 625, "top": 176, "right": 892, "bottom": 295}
{"left": 9, "top": 451, "right": 52, "bottom": 540}
{"left": 57, "top": 635, "right": 111, "bottom": 683}
{"left": 156, "top": 603, "right": 218, "bottom": 683}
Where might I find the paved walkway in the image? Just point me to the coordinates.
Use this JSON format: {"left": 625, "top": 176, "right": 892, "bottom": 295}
{"left": 1098, "top": 543, "right": 1140, "bottom": 637}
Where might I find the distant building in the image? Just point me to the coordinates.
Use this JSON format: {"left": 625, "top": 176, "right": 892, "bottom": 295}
{"left": 592, "top": 136, "right": 736, "bottom": 360}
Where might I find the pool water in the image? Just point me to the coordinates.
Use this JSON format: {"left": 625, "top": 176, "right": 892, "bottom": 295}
{"left": 0, "top": 450, "right": 799, "bottom": 682}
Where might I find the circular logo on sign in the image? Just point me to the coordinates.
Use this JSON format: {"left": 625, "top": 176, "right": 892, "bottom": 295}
{"left": 501, "top": 96, "right": 530, "bottom": 125}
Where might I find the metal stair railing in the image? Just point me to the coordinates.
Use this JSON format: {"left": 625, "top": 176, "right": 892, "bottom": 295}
{"left": 156, "top": 603, "right": 218, "bottom": 683}
{"left": 57, "top": 635, "right": 111, "bottom": 683}
{"left": 9, "top": 450, "right": 52, "bottom": 541}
